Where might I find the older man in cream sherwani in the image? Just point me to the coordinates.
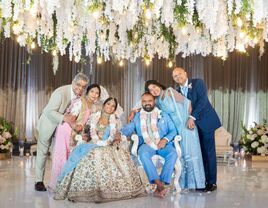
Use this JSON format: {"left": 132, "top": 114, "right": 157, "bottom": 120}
{"left": 35, "top": 73, "right": 89, "bottom": 191}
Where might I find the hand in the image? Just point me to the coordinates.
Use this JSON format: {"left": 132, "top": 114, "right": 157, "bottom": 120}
{"left": 63, "top": 114, "right": 76, "bottom": 124}
{"left": 157, "top": 139, "right": 168, "bottom": 149}
{"left": 127, "top": 110, "right": 136, "bottom": 123}
{"left": 113, "top": 139, "right": 121, "bottom": 146}
{"left": 127, "top": 108, "right": 141, "bottom": 123}
{"left": 187, "top": 117, "right": 195, "bottom": 130}
{"left": 113, "top": 131, "right": 122, "bottom": 145}
{"left": 115, "top": 131, "right": 122, "bottom": 141}
{"left": 82, "top": 135, "right": 89, "bottom": 142}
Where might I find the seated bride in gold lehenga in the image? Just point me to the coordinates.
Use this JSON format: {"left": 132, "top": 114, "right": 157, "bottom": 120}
{"left": 54, "top": 97, "right": 146, "bottom": 203}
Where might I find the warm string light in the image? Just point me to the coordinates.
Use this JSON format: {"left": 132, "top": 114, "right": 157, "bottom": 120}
{"left": 30, "top": 42, "right": 35, "bottom": 49}
{"left": 181, "top": 26, "right": 187, "bottom": 35}
{"left": 196, "top": 27, "right": 201, "bottom": 34}
{"left": 74, "top": 56, "right": 80, "bottom": 63}
{"left": 133, "top": 32, "right": 138, "bottom": 40}
{"left": 253, "top": 37, "right": 258, "bottom": 44}
{"left": 17, "top": 36, "right": 22, "bottom": 43}
{"left": 92, "top": 11, "right": 100, "bottom": 19}
{"left": 145, "top": 8, "right": 152, "bottom": 20}
{"left": 236, "top": 43, "right": 246, "bottom": 53}
{"left": 12, "top": 24, "right": 20, "bottom": 34}
{"left": 237, "top": 17, "right": 243, "bottom": 27}
{"left": 97, "top": 56, "right": 102, "bottom": 64}
{"left": 168, "top": 60, "right": 173, "bottom": 68}
{"left": 52, "top": 49, "right": 57, "bottom": 56}
{"left": 29, "top": 7, "right": 37, "bottom": 17}
{"left": 144, "top": 57, "right": 151, "bottom": 66}
{"left": 119, "top": 60, "right": 124, "bottom": 67}
{"left": 239, "top": 31, "right": 245, "bottom": 38}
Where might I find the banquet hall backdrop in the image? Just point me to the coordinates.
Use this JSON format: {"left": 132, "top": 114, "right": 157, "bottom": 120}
{"left": 0, "top": 38, "right": 267, "bottom": 142}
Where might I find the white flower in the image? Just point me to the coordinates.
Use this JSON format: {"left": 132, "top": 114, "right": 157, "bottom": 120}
{"left": 257, "top": 146, "right": 267, "bottom": 154}
{"left": 261, "top": 135, "right": 268, "bottom": 144}
{"left": 251, "top": 141, "right": 259, "bottom": 148}
{"left": 2, "top": 131, "right": 12, "bottom": 139}
{"left": 257, "top": 129, "right": 264, "bottom": 136}
{"left": 0, "top": 136, "right": 6, "bottom": 143}
{"left": 188, "top": 83, "right": 192, "bottom": 89}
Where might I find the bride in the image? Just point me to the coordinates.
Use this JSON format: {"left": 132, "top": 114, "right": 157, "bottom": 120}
{"left": 54, "top": 97, "right": 146, "bottom": 203}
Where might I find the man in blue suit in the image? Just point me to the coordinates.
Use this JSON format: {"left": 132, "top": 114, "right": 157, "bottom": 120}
{"left": 172, "top": 67, "right": 221, "bottom": 192}
{"left": 119, "top": 92, "right": 177, "bottom": 197}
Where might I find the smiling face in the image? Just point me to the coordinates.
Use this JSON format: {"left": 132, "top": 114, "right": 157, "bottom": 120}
{"left": 141, "top": 93, "right": 155, "bottom": 112}
{"left": 72, "top": 80, "right": 88, "bottom": 97}
{"left": 172, "top": 67, "right": 188, "bottom": 86}
{"left": 103, "top": 99, "right": 117, "bottom": 114}
{"left": 87, "top": 87, "right": 100, "bottom": 103}
{"left": 147, "top": 84, "right": 162, "bottom": 97}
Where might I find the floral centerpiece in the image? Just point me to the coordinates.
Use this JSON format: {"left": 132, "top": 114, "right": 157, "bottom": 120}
{"left": 0, "top": 117, "right": 18, "bottom": 155}
{"left": 240, "top": 120, "right": 268, "bottom": 155}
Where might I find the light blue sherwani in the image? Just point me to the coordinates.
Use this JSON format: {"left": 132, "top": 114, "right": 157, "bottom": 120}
{"left": 121, "top": 109, "right": 177, "bottom": 184}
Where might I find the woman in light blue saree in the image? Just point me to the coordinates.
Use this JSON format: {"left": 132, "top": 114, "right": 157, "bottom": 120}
{"left": 54, "top": 98, "right": 146, "bottom": 202}
{"left": 145, "top": 80, "right": 205, "bottom": 190}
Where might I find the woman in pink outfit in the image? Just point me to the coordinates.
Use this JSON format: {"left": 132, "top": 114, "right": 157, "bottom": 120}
{"left": 48, "top": 84, "right": 101, "bottom": 192}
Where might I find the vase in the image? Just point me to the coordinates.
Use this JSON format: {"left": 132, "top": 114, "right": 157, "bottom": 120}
{"left": 251, "top": 154, "right": 268, "bottom": 162}
{"left": 0, "top": 152, "right": 11, "bottom": 160}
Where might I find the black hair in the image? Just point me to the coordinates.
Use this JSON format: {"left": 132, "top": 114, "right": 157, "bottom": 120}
{"left": 144, "top": 80, "right": 166, "bottom": 92}
{"left": 141, "top": 91, "right": 155, "bottom": 99}
{"left": 86, "top": 83, "right": 101, "bottom": 97}
{"left": 103, "top": 97, "right": 118, "bottom": 111}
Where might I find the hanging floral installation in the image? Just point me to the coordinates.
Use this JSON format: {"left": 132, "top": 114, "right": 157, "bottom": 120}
{"left": 0, "top": 0, "right": 268, "bottom": 66}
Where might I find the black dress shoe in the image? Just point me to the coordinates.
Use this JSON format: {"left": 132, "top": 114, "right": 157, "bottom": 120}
{"left": 204, "top": 184, "right": 217, "bottom": 192}
{"left": 35, "top": 182, "right": 47, "bottom": 191}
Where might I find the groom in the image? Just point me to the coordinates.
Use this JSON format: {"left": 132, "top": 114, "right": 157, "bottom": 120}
{"left": 118, "top": 92, "right": 177, "bottom": 197}
{"left": 172, "top": 67, "right": 221, "bottom": 192}
{"left": 35, "top": 73, "right": 89, "bottom": 191}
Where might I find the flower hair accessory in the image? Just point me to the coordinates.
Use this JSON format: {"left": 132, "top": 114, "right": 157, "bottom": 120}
{"left": 188, "top": 83, "right": 192, "bottom": 89}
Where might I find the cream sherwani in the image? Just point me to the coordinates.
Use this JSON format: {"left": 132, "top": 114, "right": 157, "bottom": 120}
{"left": 35, "top": 85, "right": 72, "bottom": 182}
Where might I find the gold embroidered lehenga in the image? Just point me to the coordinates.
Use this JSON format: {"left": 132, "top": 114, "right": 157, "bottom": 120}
{"left": 54, "top": 145, "right": 146, "bottom": 203}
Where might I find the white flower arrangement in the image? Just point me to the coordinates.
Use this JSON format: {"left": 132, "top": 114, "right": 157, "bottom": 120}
{"left": 0, "top": 0, "right": 268, "bottom": 73}
{"left": 0, "top": 118, "right": 18, "bottom": 154}
{"left": 240, "top": 120, "right": 268, "bottom": 155}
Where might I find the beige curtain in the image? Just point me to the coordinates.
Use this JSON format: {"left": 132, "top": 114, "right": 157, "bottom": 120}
{"left": 0, "top": 39, "right": 90, "bottom": 141}
{"left": 1, "top": 38, "right": 268, "bottom": 142}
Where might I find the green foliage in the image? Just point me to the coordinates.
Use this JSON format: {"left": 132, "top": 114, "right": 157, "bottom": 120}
{"left": 174, "top": 0, "right": 188, "bottom": 27}
{"left": 0, "top": 117, "right": 18, "bottom": 153}
{"left": 160, "top": 24, "right": 177, "bottom": 59}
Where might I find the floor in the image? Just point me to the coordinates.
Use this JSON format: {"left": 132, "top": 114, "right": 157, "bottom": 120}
{"left": 0, "top": 156, "right": 267, "bottom": 208}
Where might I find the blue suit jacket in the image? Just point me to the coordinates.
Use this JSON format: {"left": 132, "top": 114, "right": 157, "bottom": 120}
{"left": 177, "top": 79, "right": 221, "bottom": 133}
{"left": 120, "top": 111, "right": 177, "bottom": 146}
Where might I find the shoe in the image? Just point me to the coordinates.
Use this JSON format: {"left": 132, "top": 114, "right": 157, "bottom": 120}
{"left": 204, "top": 184, "right": 217, "bottom": 192}
{"left": 196, "top": 188, "right": 205, "bottom": 192}
{"left": 35, "top": 182, "right": 47, "bottom": 191}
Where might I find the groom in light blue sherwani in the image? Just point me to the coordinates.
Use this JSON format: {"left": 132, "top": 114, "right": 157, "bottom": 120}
{"left": 119, "top": 92, "right": 177, "bottom": 197}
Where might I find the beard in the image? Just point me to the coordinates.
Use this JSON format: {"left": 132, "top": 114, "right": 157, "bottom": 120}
{"left": 143, "top": 104, "right": 154, "bottom": 112}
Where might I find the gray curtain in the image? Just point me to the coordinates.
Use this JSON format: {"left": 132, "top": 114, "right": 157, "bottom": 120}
{"left": 1, "top": 38, "right": 268, "bottom": 142}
